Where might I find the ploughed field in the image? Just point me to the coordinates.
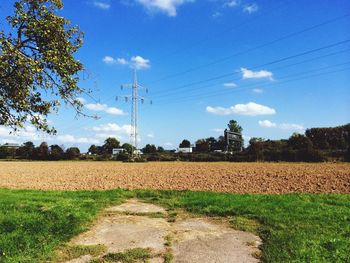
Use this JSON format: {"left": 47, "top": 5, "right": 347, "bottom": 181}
{"left": 0, "top": 161, "right": 349, "bottom": 193}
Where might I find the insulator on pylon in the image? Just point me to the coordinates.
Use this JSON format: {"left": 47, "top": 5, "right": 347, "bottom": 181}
{"left": 125, "top": 97, "right": 128, "bottom": 102}
{"left": 120, "top": 85, "right": 123, "bottom": 90}
{"left": 116, "top": 96, "right": 118, "bottom": 101}
{"left": 141, "top": 98, "right": 144, "bottom": 104}
{"left": 150, "top": 100, "right": 153, "bottom": 105}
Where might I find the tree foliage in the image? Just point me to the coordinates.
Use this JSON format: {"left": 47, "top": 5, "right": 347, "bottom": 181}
{"left": 102, "top": 137, "right": 120, "bottom": 154}
{"left": 0, "top": 0, "right": 84, "bottom": 133}
{"left": 179, "top": 139, "right": 191, "bottom": 148}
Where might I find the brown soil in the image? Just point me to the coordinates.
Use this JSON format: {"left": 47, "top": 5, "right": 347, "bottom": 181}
{"left": 0, "top": 161, "right": 349, "bottom": 193}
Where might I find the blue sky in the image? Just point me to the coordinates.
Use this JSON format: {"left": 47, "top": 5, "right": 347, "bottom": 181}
{"left": 0, "top": 0, "right": 349, "bottom": 151}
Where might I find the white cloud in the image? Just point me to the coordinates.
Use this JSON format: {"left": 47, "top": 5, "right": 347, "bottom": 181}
{"left": 223, "top": 82, "right": 238, "bottom": 88}
{"left": 212, "top": 128, "right": 224, "bottom": 133}
{"left": 103, "top": 55, "right": 150, "bottom": 70}
{"left": 258, "top": 120, "right": 277, "bottom": 128}
{"left": 206, "top": 102, "right": 276, "bottom": 116}
{"left": 147, "top": 133, "right": 154, "bottom": 138}
{"left": 117, "top": 58, "right": 128, "bottom": 65}
{"left": 131, "top": 56, "right": 150, "bottom": 69}
{"left": 212, "top": 12, "right": 222, "bottom": 18}
{"left": 164, "top": 142, "right": 173, "bottom": 146}
{"left": 135, "top": 0, "right": 194, "bottom": 17}
{"left": 57, "top": 135, "right": 100, "bottom": 144}
{"left": 93, "top": 1, "right": 111, "bottom": 9}
{"left": 258, "top": 120, "right": 304, "bottom": 131}
{"left": 224, "top": 0, "right": 239, "bottom": 8}
{"left": 103, "top": 56, "right": 129, "bottom": 65}
{"left": 243, "top": 3, "right": 258, "bottom": 14}
{"left": 253, "top": 88, "right": 263, "bottom": 94}
{"left": 85, "top": 103, "right": 126, "bottom": 116}
{"left": 241, "top": 68, "right": 273, "bottom": 80}
{"left": 92, "top": 123, "right": 131, "bottom": 133}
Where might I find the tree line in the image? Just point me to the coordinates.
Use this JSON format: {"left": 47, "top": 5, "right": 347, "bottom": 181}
{"left": 1, "top": 122, "right": 349, "bottom": 162}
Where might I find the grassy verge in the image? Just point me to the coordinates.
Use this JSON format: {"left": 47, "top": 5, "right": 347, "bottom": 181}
{"left": 0, "top": 188, "right": 349, "bottom": 262}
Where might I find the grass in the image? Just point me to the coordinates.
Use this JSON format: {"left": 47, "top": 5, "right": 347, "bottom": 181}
{"left": 0, "top": 188, "right": 349, "bottom": 262}
{"left": 52, "top": 244, "right": 106, "bottom": 262}
{"left": 90, "top": 248, "right": 152, "bottom": 263}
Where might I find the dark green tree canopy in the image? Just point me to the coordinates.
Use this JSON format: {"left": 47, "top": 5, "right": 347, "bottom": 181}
{"left": 142, "top": 144, "right": 157, "bottom": 154}
{"left": 0, "top": 0, "right": 84, "bottom": 133}
{"left": 102, "top": 137, "right": 120, "bottom": 154}
{"left": 179, "top": 139, "right": 191, "bottom": 148}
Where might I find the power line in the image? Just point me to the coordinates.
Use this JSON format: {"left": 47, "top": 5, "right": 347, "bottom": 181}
{"left": 151, "top": 48, "right": 350, "bottom": 100}
{"left": 150, "top": 39, "right": 350, "bottom": 97}
{"left": 152, "top": 63, "right": 350, "bottom": 106}
{"left": 146, "top": 14, "right": 350, "bottom": 85}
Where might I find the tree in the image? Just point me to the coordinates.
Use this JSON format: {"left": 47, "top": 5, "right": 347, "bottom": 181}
{"left": 33, "top": 141, "right": 49, "bottom": 160}
{"left": 157, "top": 146, "right": 165, "bottom": 152}
{"left": 226, "top": 120, "right": 243, "bottom": 152}
{"left": 49, "top": 144, "right": 64, "bottom": 160}
{"left": 195, "top": 139, "right": 210, "bottom": 152}
{"left": 122, "top": 143, "right": 134, "bottom": 155}
{"left": 288, "top": 133, "right": 313, "bottom": 150}
{"left": 65, "top": 147, "right": 80, "bottom": 159}
{"left": 88, "top": 144, "right": 99, "bottom": 155}
{"left": 102, "top": 137, "right": 120, "bottom": 154}
{"left": 16, "top": 141, "right": 35, "bottom": 158}
{"left": 142, "top": 144, "right": 157, "bottom": 154}
{"left": 0, "top": 0, "right": 85, "bottom": 133}
{"left": 227, "top": 120, "right": 243, "bottom": 133}
{"left": 179, "top": 139, "right": 191, "bottom": 148}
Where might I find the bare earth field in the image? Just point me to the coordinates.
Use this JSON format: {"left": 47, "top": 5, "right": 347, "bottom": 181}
{"left": 0, "top": 161, "right": 349, "bottom": 193}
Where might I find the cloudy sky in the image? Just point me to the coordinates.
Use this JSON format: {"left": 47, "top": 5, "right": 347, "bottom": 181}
{"left": 0, "top": 0, "right": 349, "bottom": 151}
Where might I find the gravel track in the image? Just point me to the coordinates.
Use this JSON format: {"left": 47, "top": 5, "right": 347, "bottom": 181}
{"left": 0, "top": 161, "right": 349, "bottom": 193}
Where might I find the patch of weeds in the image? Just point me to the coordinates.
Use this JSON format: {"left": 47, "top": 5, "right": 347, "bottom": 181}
{"left": 229, "top": 216, "right": 260, "bottom": 234}
{"left": 164, "top": 234, "right": 173, "bottom": 247}
{"left": 167, "top": 210, "right": 178, "bottom": 223}
{"left": 53, "top": 244, "right": 106, "bottom": 262}
{"left": 163, "top": 251, "right": 173, "bottom": 263}
{"left": 96, "top": 247, "right": 152, "bottom": 263}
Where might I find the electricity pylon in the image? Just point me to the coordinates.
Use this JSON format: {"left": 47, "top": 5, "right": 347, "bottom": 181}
{"left": 118, "top": 69, "right": 152, "bottom": 155}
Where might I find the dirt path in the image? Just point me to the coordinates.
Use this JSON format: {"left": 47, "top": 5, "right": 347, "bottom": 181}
{"left": 64, "top": 199, "right": 261, "bottom": 263}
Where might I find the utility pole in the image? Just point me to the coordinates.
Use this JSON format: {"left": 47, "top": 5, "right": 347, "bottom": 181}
{"left": 118, "top": 69, "right": 151, "bottom": 156}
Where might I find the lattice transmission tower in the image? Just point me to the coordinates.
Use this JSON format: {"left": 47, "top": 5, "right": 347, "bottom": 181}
{"left": 117, "top": 69, "right": 152, "bottom": 155}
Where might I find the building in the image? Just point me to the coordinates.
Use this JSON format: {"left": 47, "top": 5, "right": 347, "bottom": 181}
{"left": 1, "top": 143, "right": 20, "bottom": 149}
{"left": 177, "top": 145, "right": 194, "bottom": 153}
{"left": 112, "top": 148, "right": 125, "bottom": 155}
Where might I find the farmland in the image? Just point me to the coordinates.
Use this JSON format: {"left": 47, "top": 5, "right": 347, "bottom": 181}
{"left": 0, "top": 161, "right": 349, "bottom": 193}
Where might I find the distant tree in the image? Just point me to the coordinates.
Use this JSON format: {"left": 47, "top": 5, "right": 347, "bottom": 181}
{"left": 65, "top": 147, "right": 80, "bottom": 159}
{"left": 226, "top": 119, "right": 243, "bottom": 152}
{"left": 88, "top": 144, "right": 99, "bottom": 155}
{"left": 195, "top": 139, "right": 210, "bottom": 152}
{"left": 288, "top": 133, "right": 313, "bottom": 150}
{"left": 247, "top": 137, "right": 265, "bottom": 161}
{"left": 49, "top": 144, "right": 64, "bottom": 160}
{"left": 102, "top": 137, "right": 120, "bottom": 154}
{"left": 0, "top": 146, "right": 9, "bottom": 159}
{"left": 34, "top": 142, "right": 49, "bottom": 160}
{"left": 0, "top": 0, "right": 85, "bottom": 133}
{"left": 227, "top": 120, "right": 243, "bottom": 133}
{"left": 122, "top": 143, "right": 134, "bottom": 155}
{"left": 16, "top": 141, "right": 35, "bottom": 159}
{"left": 179, "top": 139, "right": 191, "bottom": 148}
{"left": 142, "top": 144, "right": 157, "bottom": 154}
{"left": 157, "top": 146, "right": 165, "bottom": 152}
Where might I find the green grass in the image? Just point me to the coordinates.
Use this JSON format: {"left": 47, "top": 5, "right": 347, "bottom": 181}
{"left": 91, "top": 248, "right": 152, "bottom": 263}
{"left": 0, "top": 188, "right": 349, "bottom": 262}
